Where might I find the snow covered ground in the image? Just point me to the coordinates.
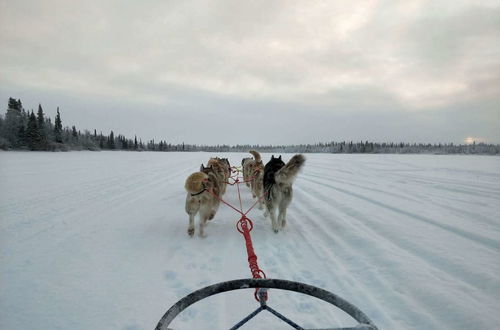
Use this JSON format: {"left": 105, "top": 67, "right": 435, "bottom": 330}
{"left": 1, "top": 151, "right": 499, "bottom": 330}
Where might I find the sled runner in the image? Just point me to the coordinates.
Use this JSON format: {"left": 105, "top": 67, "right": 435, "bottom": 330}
{"left": 155, "top": 278, "right": 378, "bottom": 329}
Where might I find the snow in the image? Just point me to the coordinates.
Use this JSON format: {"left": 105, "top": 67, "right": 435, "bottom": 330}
{"left": 1, "top": 151, "right": 499, "bottom": 330}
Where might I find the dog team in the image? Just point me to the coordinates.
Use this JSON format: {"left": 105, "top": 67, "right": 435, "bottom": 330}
{"left": 184, "top": 151, "right": 305, "bottom": 237}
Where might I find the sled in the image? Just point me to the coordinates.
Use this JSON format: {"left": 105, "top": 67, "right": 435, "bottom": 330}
{"left": 155, "top": 278, "right": 378, "bottom": 330}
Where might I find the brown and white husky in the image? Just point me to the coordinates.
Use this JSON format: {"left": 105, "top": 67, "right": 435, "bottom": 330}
{"left": 207, "top": 157, "right": 230, "bottom": 195}
{"left": 184, "top": 164, "right": 221, "bottom": 237}
{"left": 242, "top": 151, "right": 265, "bottom": 210}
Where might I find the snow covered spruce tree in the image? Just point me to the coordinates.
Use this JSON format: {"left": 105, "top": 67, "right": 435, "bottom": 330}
{"left": 54, "top": 107, "right": 63, "bottom": 144}
{"left": 25, "top": 111, "right": 43, "bottom": 150}
{"left": 36, "top": 104, "right": 49, "bottom": 150}
{"left": 2, "top": 98, "right": 25, "bottom": 148}
{"left": 107, "top": 131, "right": 115, "bottom": 149}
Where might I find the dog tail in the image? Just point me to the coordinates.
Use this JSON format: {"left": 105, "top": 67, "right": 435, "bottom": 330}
{"left": 249, "top": 150, "right": 261, "bottom": 162}
{"left": 185, "top": 172, "right": 209, "bottom": 194}
{"left": 275, "top": 154, "right": 305, "bottom": 185}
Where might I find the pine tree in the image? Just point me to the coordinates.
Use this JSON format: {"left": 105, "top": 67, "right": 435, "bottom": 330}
{"left": 72, "top": 126, "right": 78, "bottom": 141}
{"left": 26, "top": 111, "right": 41, "bottom": 150}
{"left": 17, "top": 125, "right": 26, "bottom": 147}
{"left": 107, "top": 131, "right": 115, "bottom": 149}
{"left": 3, "top": 98, "right": 24, "bottom": 147}
{"left": 37, "top": 104, "right": 45, "bottom": 128}
{"left": 99, "top": 132, "right": 104, "bottom": 149}
{"left": 54, "top": 107, "right": 63, "bottom": 143}
{"left": 36, "top": 104, "right": 48, "bottom": 149}
{"left": 122, "top": 136, "right": 128, "bottom": 149}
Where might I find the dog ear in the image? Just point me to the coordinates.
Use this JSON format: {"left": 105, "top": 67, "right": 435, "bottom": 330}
{"left": 200, "top": 164, "right": 205, "bottom": 171}
{"left": 279, "top": 155, "right": 282, "bottom": 160}
{"left": 271, "top": 155, "right": 275, "bottom": 159}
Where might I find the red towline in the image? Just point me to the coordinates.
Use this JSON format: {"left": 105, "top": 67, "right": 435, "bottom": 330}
{"left": 204, "top": 166, "right": 268, "bottom": 302}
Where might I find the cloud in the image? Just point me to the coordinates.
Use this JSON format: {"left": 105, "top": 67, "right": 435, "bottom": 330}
{"left": 1, "top": 0, "right": 499, "bottom": 143}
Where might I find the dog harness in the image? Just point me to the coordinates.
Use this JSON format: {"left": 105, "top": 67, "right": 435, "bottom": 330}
{"left": 190, "top": 182, "right": 207, "bottom": 196}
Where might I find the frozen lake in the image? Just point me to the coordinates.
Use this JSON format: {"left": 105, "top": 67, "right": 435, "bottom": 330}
{"left": 1, "top": 151, "right": 499, "bottom": 329}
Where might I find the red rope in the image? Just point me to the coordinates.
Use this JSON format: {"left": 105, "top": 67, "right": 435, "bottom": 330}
{"left": 237, "top": 183, "right": 243, "bottom": 211}
{"left": 205, "top": 166, "right": 268, "bottom": 302}
{"left": 237, "top": 215, "right": 268, "bottom": 302}
{"left": 226, "top": 167, "right": 262, "bottom": 185}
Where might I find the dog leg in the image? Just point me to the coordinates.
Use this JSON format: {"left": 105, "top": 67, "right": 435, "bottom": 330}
{"left": 185, "top": 195, "right": 200, "bottom": 237}
{"left": 199, "top": 204, "right": 212, "bottom": 238}
{"left": 270, "top": 211, "right": 279, "bottom": 233}
{"left": 265, "top": 204, "right": 278, "bottom": 233}
{"left": 187, "top": 213, "right": 195, "bottom": 237}
{"left": 199, "top": 216, "right": 208, "bottom": 238}
{"left": 211, "top": 199, "right": 220, "bottom": 220}
{"left": 256, "top": 183, "right": 264, "bottom": 210}
{"left": 263, "top": 197, "right": 269, "bottom": 217}
{"left": 278, "top": 195, "right": 291, "bottom": 229}
{"left": 278, "top": 205, "right": 287, "bottom": 229}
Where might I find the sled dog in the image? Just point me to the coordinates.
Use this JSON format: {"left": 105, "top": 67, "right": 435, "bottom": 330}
{"left": 263, "top": 154, "right": 305, "bottom": 232}
{"left": 241, "top": 157, "right": 253, "bottom": 187}
{"left": 207, "top": 157, "right": 229, "bottom": 195}
{"left": 242, "top": 151, "right": 265, "bottom": 209}
{"left": 184, "top": 165, "right": 221, "bottom": 237}
{"left": 219, "top": 158, "right": 231, "bottom": 179}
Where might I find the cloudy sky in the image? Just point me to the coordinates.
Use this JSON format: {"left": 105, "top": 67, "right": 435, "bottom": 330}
{"left": 1, "top": 0, "right": 499, "bottom": 145}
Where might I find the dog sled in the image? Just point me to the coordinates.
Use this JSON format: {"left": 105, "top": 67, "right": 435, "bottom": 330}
{"left": 155, "top": 278, "right": 378, "bottom": 330}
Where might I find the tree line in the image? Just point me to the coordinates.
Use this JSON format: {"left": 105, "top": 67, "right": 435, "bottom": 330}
{"left": 0, "top": 98, "right": 146, "bottom": 151}
{"left": 0, "top": 97, "right": 498, "bottom": 154}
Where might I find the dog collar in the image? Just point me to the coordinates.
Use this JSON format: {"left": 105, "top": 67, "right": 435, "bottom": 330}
{"left": 191, "top": 188, "right": 207, "bottom": 196}
{"left": 191, "top": 182, "right": 207, "bottom": 196}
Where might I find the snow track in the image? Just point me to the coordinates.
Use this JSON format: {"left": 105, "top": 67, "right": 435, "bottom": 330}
{"left": 1, "top": 152, "right": 499, "bottom": 330}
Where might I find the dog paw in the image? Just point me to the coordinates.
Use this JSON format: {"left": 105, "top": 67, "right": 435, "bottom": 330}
{"left": 208, "top": 212, "right": 215, "bottom": 220}
{"left": 187, "top": 228, "right": 195, "bottom": 237}
{"left": 199, "top": 232, "right": 207, "bottom": 238}
{"left": 273, "top": 228, "right": 279, "bottom": 233}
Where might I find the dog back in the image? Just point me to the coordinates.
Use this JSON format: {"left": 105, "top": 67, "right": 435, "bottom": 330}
{"left": 264, "top": 156, "right": 285, "bottom": 194}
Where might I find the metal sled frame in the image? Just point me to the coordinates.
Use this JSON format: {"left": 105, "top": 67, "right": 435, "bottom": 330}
{"left": 155, "top": 278, "right": 378, "bottom": 330}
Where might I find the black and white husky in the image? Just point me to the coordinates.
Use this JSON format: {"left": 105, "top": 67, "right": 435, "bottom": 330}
{"left": 263, "top": 154, "right": 305, "bottom": 233}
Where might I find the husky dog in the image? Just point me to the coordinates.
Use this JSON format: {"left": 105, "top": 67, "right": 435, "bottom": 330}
{"left": 207, "top": 157, "right": 228, "bottom": 195}
{"left": 241, "top": 157, "right": 253, "bottom": 187}
{"left": 263, "top": 154, "right": 305, "bottom": 233}
{"left": 184, "top": 165, "right": 221, "bottom": 237}
{"left": 242, "top": 151, "right": 265, "bottom": 209}
{"left": 219, "top": 158, "right": 231, "bottom": 179}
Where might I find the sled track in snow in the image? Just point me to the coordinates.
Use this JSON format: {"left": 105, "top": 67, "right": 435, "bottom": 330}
{"left": 1, "top": 152, "right": 499, "bottom": 330}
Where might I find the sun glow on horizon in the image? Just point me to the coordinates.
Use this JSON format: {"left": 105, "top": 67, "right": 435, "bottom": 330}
{"left": 464, "top": 137, "right": 486, "bottom": 144}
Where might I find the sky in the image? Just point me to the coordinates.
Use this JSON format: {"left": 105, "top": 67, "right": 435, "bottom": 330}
{"left": 1, "top": 0, "right": 499, "bottom": 145}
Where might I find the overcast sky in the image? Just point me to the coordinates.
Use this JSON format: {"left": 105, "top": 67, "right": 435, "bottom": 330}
{"left": 1, "top": 0, "right": 499, "bottom": 145}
